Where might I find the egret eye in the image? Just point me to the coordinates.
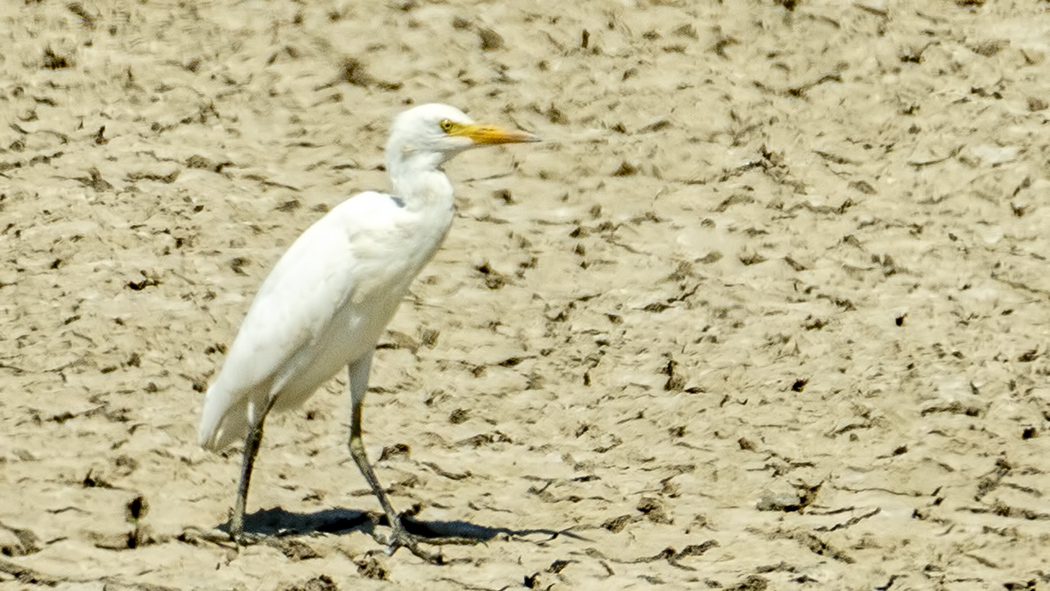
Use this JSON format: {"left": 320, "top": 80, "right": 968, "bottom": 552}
{"left": 439, "top": 119, "right": 455, "bottom": 133}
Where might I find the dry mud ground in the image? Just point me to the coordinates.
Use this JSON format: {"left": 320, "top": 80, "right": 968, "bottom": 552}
{"left": 2, "top": 1, "right": 1050, "bottom": 590}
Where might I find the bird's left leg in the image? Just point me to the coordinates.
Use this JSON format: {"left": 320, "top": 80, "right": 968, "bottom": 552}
{"left": 229, "top": 398, "right": 276, "bottom": 546}
{"left": 346, "top": 353, "right": 442, "bottom": 563}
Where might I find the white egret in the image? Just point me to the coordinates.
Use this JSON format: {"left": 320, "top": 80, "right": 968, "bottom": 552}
{"left": 198, "top": 103, "right": 538, "bottom": 560}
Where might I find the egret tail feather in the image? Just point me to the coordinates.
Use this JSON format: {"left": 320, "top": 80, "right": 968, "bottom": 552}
{"left": 198, "top": 386, "right": 252, "bottom": 451}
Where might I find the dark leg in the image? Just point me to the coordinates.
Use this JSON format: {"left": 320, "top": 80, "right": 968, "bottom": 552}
{"left": 229, "top": 400, "right": 275, "bottom": 545}
{"left": 346, "top": 354, "right": 443, "bottom": 563}
{"left": 229, "top": 422, "right": 264, "bottom": 543}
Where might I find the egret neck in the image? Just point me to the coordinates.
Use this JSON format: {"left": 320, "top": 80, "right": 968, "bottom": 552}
{"left": 386, "top": 138, "right": 458, "bottom": 212}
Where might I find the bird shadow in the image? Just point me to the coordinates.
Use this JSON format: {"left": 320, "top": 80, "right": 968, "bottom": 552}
{"left": 215, "top": 505, "right": 583, "bottom": 545}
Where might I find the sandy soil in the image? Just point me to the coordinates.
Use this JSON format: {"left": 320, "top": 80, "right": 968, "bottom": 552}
{"left": 2, "top": 1, "right": 1049, "bottom": 589}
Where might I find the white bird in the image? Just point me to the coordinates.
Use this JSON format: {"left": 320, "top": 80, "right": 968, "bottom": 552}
{"left": 198, "top": 103, "right": 538, "bottom": 560}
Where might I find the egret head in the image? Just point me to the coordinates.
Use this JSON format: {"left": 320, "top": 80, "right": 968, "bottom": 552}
{"left": 385, "top": 103, "right": 538, "bottom": 172}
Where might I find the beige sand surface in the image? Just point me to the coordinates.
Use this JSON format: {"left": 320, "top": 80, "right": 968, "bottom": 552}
{"left": 2, "top": 1, "right": 1049, "bottom": 589}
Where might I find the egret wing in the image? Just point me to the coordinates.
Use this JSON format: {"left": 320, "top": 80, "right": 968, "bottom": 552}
{"left": 199, "top": 192, "right": 404, "bottom": 449}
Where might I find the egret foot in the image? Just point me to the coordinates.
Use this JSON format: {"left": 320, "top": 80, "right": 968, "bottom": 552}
{"left": 372, "top": 513, "right": 488, "bottom": 563}
{"left": 380, "top": 523, "right": 445, "bottom": 564}
{"left": 178, "top": 525, "right": 264, "bottom": 550}
{"left": 229, "top": 529, "right": 265, "bottom": 548}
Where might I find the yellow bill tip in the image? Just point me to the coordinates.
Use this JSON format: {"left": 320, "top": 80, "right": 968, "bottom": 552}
{"left": 460, "top": 123, "right": 540, "bottom": 145}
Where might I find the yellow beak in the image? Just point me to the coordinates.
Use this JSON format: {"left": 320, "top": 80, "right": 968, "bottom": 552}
{"left": 457, "top": 123, "right": 540, "bottom": 145}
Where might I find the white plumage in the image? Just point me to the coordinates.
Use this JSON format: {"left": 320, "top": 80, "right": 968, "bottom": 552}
{"left": 198, "top": 190, "right": 450, "bottom": 450}
{"left": 197, "top": 103, "right": 537, "bottom": 559}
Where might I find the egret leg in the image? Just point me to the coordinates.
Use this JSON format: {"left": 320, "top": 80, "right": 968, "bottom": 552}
{"left": 228, "top": 401, "right": 275, "bottom": 545}
{"left": 346, "top": 354, "right": 442, "bottom": 563}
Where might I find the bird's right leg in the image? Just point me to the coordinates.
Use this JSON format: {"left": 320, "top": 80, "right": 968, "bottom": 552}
{"left": 346, "top": 354, "right": 442, "bottom": 564}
